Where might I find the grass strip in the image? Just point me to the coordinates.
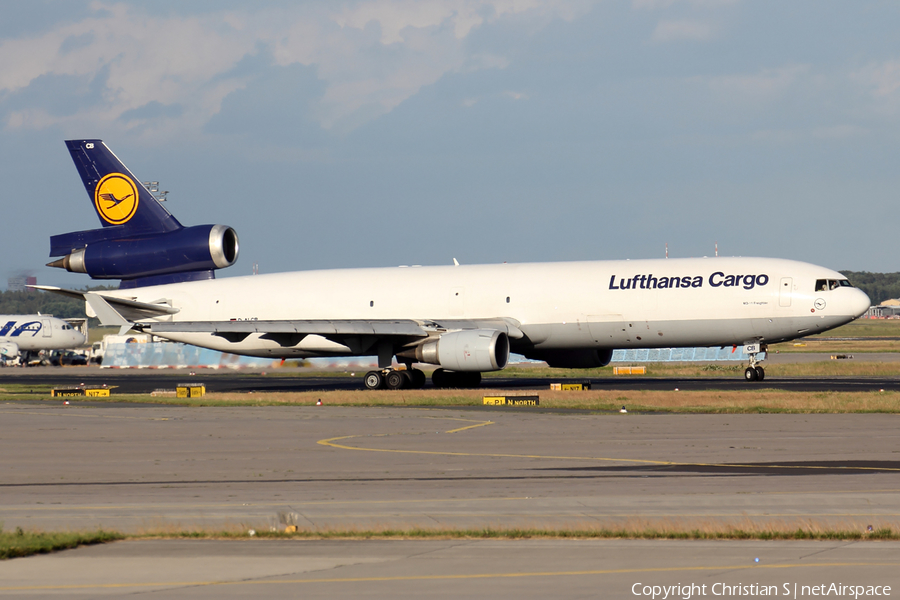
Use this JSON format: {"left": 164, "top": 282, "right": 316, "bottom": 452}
{"left": 242, "top": 526, "right": 900, "bottom": 541}
{"left": 8, "top": 388, "right": 900, "bottom": 413}
{"left": 3, "top": 526, "right": 897, "bottom": 560}
{"left": 0, "top": 528, "right": 123, "bottom": 560}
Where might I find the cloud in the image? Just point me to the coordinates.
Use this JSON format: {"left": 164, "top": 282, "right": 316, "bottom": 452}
{"left": 859, "top": 59, "right": 900, "bottom": 97}
{"left": 705, "top": 65, "right": 810, "bottom": 104}
{"left": 651, "top": 18, "right": 715, "bottom": 42}
{"left": 118, "top": 101, "right": 184, "bottom": 123}
{"left": 0, "top": 1, "right": 585, "bottom": 139}
{"left": 852, "top": 59, "right": 900, "bottom": 118}
{"left": 633, "top": 0, "right": 737, "bottom": 9}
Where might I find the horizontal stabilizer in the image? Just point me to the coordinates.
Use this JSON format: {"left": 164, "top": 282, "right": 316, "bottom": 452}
{"left": 30, "top": 286, "right": 179, "bottom": 324}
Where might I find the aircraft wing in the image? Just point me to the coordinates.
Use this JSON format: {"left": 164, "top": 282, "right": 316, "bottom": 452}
{"left": 148, "top": 319, "right": 427, "bottom": 341}
{"left": 146, "top": 318, "right": 524, "bottom": 345}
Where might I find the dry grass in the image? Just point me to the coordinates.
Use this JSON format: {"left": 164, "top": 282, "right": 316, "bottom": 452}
{"left": 3, "top": 522, "right": 893, "bottom": 560}
{"left": 68, "top": 522, "right": 900, "bottom": 542}
{"left": 819, "top": 319, "right": 900, "bottom": 338}
{"left": 770, "top": 339, "right": 900, "bottom": 353}
{"left": 48, "top": 387, "right": 900, "bottom": 413}
{"left": 493, "top": 360, "right": 900, "bottom": 379}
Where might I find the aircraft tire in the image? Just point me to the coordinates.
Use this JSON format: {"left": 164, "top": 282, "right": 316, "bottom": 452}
{"left": 409, "top": 369, "right": 427, "bottom": 389}
{"left": 744, "top": 367, "right": 759, "bottom": 382}
{"left": 432, "top": 368, "right": 448, "bottom": 388}
{"left": 464, "top": 371, "right": 482, "bottom": 388}
{"left": 755, "top": 366, "right": 765, "bottom": 381}
{"left": 385, "top": 370, "right": 407, "bottom": 390}
{"left": 364, "top": 370, "right": 384, "bottom": 390}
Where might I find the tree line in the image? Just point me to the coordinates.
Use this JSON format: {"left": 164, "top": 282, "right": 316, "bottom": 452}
{"left": 840, "top": 272, "right": 900, "bottom": 306}
{"left": 0, "top": 287, "right": 114, "bottom": 324}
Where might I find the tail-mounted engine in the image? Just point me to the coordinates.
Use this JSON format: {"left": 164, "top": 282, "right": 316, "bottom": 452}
{"left": 48, "top": 224, "right": 239, "bottom": 286}
{"left": 49, "top": 139, "right": 240, "bottom": 288}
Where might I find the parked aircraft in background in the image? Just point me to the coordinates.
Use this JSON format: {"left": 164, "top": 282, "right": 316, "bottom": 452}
{"left": 38, "top": 140, "right": 870, "bottom": 388}
{"left": 0, "top": 315, "right": 86, "bottom": 365}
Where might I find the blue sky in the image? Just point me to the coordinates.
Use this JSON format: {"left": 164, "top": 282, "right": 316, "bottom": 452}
{"left": 2, "top": 0, "right": 899, "bottom": 289}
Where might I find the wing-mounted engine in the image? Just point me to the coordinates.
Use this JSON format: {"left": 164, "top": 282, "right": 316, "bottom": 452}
{"left": 525, "top": 348, "right": 613, "bottom": 369}
{"left": 48, "top": 224, "right": 239, "bottom": 285}
{"left": 0, "top": 341, "right": 20, "bottom": 360}
{"left": 399, "top": 329, "right": 510, "bottom": 372}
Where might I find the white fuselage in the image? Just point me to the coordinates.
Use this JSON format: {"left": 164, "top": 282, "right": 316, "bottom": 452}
{"left": 96, "top": 256, "right": 870, "bottom": 360}
{"left": 0, "top": 315, "right": 86, "bottom": 358}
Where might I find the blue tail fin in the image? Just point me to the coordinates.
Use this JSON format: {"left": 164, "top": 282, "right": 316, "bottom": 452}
{"left": 49, "top": 140, "right": 239, "bottom": 288}
{"left": 65, "top": 139, "right": 182, "bottom": 234}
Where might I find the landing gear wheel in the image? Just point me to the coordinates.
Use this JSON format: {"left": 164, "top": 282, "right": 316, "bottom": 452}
{"left": 364, "top": 370, "right": 384, "bottom": 390}
{"left": 385, "top": 370, "right": 408, "bottom": 390}
{"left": 463, "top": 372, "right": 482, "bottom": 388}
{"left": 755, "top": 366, "right": 765, "bottom": 381}
{"left": 409, "top": 369, "right": 427, "bottom": 389}
{"left": 431, "top": 369, "right": 482, "bottom": 388}
{"left": 744, "top": 367, "right": 759, "bottom": 382}
{"left": 432, "top": 368, "right": 448, "bottom": 389}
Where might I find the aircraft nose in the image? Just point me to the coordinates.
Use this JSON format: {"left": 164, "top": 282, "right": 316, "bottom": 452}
{"left": 849, "top": 288, "right": 871, "bottom": 318}
{"left": 74, "top": 331, "right": 87, "bottom": 346}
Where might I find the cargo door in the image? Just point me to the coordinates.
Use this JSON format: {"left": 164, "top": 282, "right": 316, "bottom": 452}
{"left": 779, "top": 278, "right": 792, "bottom": 307}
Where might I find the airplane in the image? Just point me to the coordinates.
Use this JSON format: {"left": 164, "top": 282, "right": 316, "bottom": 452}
{"left": 0, "top": 315, "right": 86, "bottom": 365}
{"left": 36, "top": 139, "right": 871, "bottom": 388}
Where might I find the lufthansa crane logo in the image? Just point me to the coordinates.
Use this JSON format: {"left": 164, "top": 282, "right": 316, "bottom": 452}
{"left": 94, "top": 173, "right": 139, "bottom": 224}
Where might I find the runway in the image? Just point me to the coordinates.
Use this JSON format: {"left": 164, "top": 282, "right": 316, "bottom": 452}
{"left": 1, "top": 539, "right": 897, "bottom": 599}
{"left": 3, "top": 403, "right": 899, "bottom": 596}
{"left": 3, "top": 404, "right": 900, "bottom": 532}
{"left": 4, "top": 364, "right": 900, "bottom": 394}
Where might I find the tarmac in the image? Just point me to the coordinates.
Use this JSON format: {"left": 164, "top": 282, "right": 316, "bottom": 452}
{"left": 1, "top": 539, "right": 898, "bottom": 598}
{"left": 6, "top": 355, "right": 900, "bottom": 394}
{"left": 6, "top": 345, "right": 900, "bottom": 597}
{"left": 1, "top": 403, "right": 899, "bottom": 597}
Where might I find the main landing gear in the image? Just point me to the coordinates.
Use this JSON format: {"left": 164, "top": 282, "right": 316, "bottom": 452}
{"left": 364, "top": 368, "right": 427, "bottom": 390}
{"left": 743, "top": 343, "right": 766, "bottom": 382}
{"left": 362, "top": 367, "right": 483, "bottom": 389}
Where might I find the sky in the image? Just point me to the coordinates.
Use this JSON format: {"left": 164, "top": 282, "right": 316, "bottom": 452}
{"left": 1, "top": 0, "right": 899, "bottom": 290}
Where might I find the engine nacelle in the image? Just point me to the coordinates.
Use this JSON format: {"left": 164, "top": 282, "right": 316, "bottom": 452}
{"left": 526, "top": 348, "right": 614, "bottom": 369}
{"left": 0, "top": 342, "right": 20, "bottom": 359}
{"left": 49, "top": 224, "right": 239, "bottom": 281}
{"left": 408, "top": 329, "right": 509, "bottom": 372}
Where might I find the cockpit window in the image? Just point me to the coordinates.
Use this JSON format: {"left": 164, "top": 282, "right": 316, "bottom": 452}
{"left": 816, "top": 278, "right": 854, "bottom": 291}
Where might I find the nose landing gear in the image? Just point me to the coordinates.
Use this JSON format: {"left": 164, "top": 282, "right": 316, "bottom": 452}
{"left": 743, "top": 343, "right": 766, "bottom": 382}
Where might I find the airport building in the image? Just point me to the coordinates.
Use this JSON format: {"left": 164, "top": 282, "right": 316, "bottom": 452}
{"left": 7, "top": 276, "right": 36, "bottom": 292}
{"left": 863, "top": 300, "right": 900, "bottom": 318}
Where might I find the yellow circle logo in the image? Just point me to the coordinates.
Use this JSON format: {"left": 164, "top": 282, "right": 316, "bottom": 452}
{"left": 94, "top": 173, "right": 139, "bottom": 225}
